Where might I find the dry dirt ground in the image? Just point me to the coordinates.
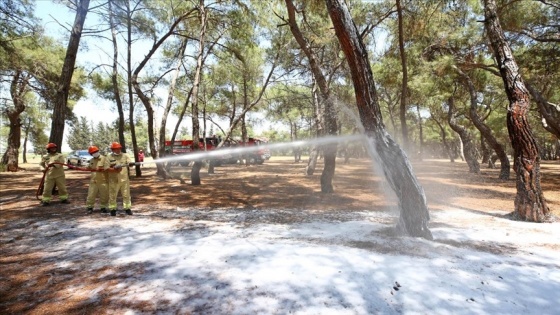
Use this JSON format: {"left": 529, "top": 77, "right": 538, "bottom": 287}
{"left": 0, "top": 156, "right": 559, "bottom": 313}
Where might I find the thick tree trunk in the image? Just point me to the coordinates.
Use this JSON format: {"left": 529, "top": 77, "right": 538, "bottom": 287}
{"left": 457, "top": 68, "right": 510, "bottom": 179}
{"left": 49, "top": 0, "right": 89, "bottom": 148}
{"left": 447, "top": 97, "right": 480, "bottom": 173}
{"left": 191, "top": 161, "right": 203, "bottom": 185}
{"left": 484, "top": 0, "right": 550, "bottom": 221}
{"left": 326, "top": 0, "right": 432, "bottom": 239}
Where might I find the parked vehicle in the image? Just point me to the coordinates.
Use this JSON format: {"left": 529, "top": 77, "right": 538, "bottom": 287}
{"left": 66, "top": 150, "right": 93, "bottom": 166}
{"left": 163, "top": 136, "right": 270, "bottom": 166}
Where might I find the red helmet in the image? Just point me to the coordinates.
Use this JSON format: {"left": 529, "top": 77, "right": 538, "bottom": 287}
{"left": 110, "top": 142, "right": 122, "bottom": 150}
{"left": 46, "top": 143, "right": 57, "bottom": 149}
{"left": 88, "top": 146, "right": 99, "bottom": 154}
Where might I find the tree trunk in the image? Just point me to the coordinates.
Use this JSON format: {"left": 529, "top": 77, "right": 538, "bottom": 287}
{"left": 191, "top": 0, "right": 207, "bottom": 186}
{"left": 130, "top": 5, "right": 193, "bottom": 179}
{"left": 1, "top": 71, "right": 28, "bottom": 171}
{"left": 416, "top": 103, "right": 424, "bottom": 160}
{"left": 2, "top": 114, "right": 22, "bottom": 172}
{"left": 457, "top": 68, "right": 510, "bottom": 179}
{"left": 480, "top": 135, "right": 491, "bottom": 166}
{"left": 526, "top": 83, "right": 560, "bottom": 139}
{"left": 484, "top": 0, "right": 550, "bottom": 221}
{"left": 285, "top": 0, "right": 337, "bottom": 193}
{"left": 124, "top": 2, "right": 142, "bottom": 177}
{"left": 326, "top": 0, "right": 432, "bottom": 239}
{"left": 433, "top": 118, "right": 454, "bottom": 162}
{"left": 191, "top": 161, "right": 203, "bottom": 185}
{"left": 161, "top": 39, "right": 187, "bottom": 178}
{"left": 306, "top": 148, "right": 318, "bottom": 173}
{"left": 396, "top": 0, "right": 410, "bottom": 152}
{"left": 109, "top": 0, "right": 126, "bottom": 148}
{"left": 447, "top": 96, "right": 480, "bottom": 173}
{"left": 306, "top": 79, "right": 322, "bottom": 175}
{"left": 22, "top": 122, "right": 30, "bottom": 164}
{"left": 49, "top": 0, "right": 89, "bottom": 148}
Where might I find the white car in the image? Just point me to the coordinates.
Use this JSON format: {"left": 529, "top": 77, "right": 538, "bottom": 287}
{"left": 66, "top": 150, "right": 93, "bottom": 166}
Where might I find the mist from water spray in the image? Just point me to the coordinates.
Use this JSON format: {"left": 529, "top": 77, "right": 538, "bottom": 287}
{"left": 334, "top": 99, "right": 400, "bottom": 214}
{"left": 139, "top": 134, "right": 368, "bottom": 165}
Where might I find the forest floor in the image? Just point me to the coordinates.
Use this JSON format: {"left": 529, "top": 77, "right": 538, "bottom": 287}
{"left": 1, "top": 156, "right": 559, "bottom": 314}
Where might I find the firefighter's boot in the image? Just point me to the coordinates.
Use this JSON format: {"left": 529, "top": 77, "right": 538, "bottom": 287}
{"left": 87, "top": 207, "right": 93, "bottom": 214}
{"left": 125, "top": 209, "right": 133, "bottom": 215}
{"left": 101, "top": 208, "right": 107, "bottom": 214}
{"left": 110, "top": 210, "right": 116, "bottom": 216}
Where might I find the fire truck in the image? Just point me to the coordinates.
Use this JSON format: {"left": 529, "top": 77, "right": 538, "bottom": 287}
{"left": 163, "top": 136, "right": 270, "bottom": 165}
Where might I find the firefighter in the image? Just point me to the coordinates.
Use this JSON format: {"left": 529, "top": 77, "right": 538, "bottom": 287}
{"left": 40, "top": 142, "right": 69, "bottom": 206}
{"left": 104, "top": 142, "right": 133, "bottom": 216}
{"left": 86, "top": 145, "right": 109, "bottom": 214}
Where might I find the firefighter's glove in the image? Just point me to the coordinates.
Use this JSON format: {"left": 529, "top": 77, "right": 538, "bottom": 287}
{"left": 128, "top": 162, "right": 136, "bottom": 167}
{"left": 114, "top": 164, "right": 122, "bottom": 170}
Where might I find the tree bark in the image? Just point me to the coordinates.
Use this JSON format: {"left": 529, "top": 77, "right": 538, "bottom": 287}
{"left": 447, "top": 96, "right": 480, "bottom": 173}
{"left": 326, "top": 0, "right": 432, "bottom": 239}
{"left": 484, "top": 0, "right": 550, "bottom": 221}
{"left": 49, "top": 0, "right": 89, "bottom": 148}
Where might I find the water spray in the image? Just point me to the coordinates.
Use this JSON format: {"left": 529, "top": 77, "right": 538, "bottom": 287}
{"left": 139, "top": 134, "right": 368, "bottom": 165}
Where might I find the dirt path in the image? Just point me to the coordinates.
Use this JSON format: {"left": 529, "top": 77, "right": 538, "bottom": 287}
{"left": 1, "top": 157, "right": 558, "bottom": 314}
{"left": 2, "top": 156, "right": 558, "bottom": 217}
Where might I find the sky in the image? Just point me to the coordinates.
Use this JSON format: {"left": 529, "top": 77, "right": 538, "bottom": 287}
{"left": 4, "top": 204, "right": 559, "bottom": 314}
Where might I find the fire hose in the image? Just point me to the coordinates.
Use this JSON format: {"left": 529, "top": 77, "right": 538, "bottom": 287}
{"left": 35, "top": 162, "right": 137, "bottom": 200}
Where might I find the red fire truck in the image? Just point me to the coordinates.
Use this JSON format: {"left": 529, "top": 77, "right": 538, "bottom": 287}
{"left": 164, "top": 136, "right": 270, "bottom": 165}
